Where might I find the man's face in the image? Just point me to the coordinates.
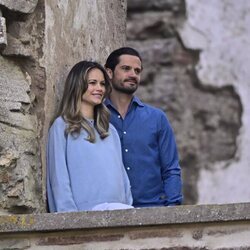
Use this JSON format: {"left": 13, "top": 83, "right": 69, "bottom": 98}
{"left": 108, "top": 55, "right": 142, "bottom": 94}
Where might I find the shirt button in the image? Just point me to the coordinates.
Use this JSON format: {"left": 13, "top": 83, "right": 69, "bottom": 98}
{"left": 127, "top": 167, "right": 130, "bottom": 170}
{"left": 118, "top": 115, "right": 121, "bottom": 118}
{"left": 125, "top": 149, "right": 128, "bottom": 152}
{"left": 123, "top": 131, "right": 127, "bottom": 134}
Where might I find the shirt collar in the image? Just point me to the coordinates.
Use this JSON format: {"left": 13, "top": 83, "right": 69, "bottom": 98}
{"left": 132, "top": 96, "right": 144, "bottom": 107}
{"left": 105, "top": 96, "right": 144, "bottom": 108}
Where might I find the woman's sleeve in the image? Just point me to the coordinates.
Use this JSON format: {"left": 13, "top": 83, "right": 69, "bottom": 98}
{"left": 123, "top": 167, "right": 133, "bottom": 205}
{"left": 46, "top": 119, "right": 78, "bottom": 212}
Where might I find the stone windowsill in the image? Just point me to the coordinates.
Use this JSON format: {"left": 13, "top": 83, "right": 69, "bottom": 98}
{"left": 0, "top": 203, "right": 250, "bottom": 234}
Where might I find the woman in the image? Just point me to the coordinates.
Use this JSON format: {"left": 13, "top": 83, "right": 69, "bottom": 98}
{"left": 46, "top": 61, "right": 133, "bottom": 212}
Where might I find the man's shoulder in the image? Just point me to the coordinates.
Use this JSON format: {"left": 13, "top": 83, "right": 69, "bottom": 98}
{"left": 139, "top": 101, "right": 166, "bottom": 117}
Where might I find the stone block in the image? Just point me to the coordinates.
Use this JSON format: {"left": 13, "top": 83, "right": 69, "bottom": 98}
{"left": 2, "top": 34, "right": 32, "bottom": 57}
{"left": 0, "top": 0, "right": 38, "bottom": 14}
{"left": 0, "top": 239, "right": 30, "bottom": 250}
{"left": 38, "top": 234, "right": 124, "bottom": 246}
{"left": 128, "top": 0, "right": 184, "bottom": 12}
{"left": 127, "top": 11, "right": 177, "bottom": 40}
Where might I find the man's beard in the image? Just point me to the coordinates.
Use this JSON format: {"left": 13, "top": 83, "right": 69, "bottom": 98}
{"left": 112, "top": 78, "right": 138, "bottom": 94}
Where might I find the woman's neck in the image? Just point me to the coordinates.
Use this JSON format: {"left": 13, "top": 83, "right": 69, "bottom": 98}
{"left": 80, "top": 103, "right": 94, "bottom": 119}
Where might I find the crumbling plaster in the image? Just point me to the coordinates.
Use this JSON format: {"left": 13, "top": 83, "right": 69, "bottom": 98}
{"left": 180, "top": 0, "right": 250, "bottom": 203}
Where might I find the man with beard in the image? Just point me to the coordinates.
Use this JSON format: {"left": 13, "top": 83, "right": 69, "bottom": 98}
{"left": 105, "top": 47, "right": 183, "bottom": 207}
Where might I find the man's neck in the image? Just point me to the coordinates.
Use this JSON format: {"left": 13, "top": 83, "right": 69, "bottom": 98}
{"left": 109, "top": 90, "right": 134, "bottom": 118}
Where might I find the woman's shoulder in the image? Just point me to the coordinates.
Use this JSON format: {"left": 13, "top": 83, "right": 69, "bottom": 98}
{"left": 109, "top": 123, "right": 118, "bottom": 134}
{"left": 108, "top": 123, "right": 120, "bottom": 137}
{"left": 50, "top": 116, "right": 67, "bottom": 130}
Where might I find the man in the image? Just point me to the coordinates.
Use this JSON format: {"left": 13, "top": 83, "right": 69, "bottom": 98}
{"left": 105, "top": 47, "right": 183, "bottom": 207}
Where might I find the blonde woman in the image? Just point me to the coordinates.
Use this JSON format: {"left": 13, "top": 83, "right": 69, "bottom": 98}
{"left": 47, "top": 61, "right": 133, "bottom": 212}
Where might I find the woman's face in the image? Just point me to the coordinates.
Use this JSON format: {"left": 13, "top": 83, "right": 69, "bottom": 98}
{"left": 81, "top": 68, "right": 106, "bottom": 107}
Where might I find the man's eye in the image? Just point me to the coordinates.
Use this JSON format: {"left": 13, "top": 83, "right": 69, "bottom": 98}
{"left": 122, "top": 66, "right": 130, "bottom": 71}
{"left": 135, "top": 69, "right": 141, "bottom": 74}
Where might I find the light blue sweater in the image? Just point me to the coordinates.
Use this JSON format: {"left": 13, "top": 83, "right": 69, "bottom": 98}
{"left": 46, "top": 116, "right": 132, "bottom": 212}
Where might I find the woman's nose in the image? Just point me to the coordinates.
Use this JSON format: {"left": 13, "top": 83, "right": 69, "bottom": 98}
{"left": 96, "top": 83, "right": 105, "bottom": 91}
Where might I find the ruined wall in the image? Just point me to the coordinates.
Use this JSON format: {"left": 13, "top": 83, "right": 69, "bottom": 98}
{"left": 180, "top": 0, "right": 250, "bottom": 204}
{"left": 127, "top": 0, "right": 243, "bottom": 204}
{"left": 0, "top": 0, "right": 127, "bottom": 214}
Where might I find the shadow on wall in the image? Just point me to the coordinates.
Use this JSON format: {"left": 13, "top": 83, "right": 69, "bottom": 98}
{"left": 126, "top": 0, "right": 242, "bottom": 205}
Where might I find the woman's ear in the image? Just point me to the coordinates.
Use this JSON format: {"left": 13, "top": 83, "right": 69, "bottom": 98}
{"left": 105, "top": 68, "right": 113, "bottom": 79}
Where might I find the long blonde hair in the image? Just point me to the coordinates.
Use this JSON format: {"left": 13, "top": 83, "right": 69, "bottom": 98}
{"left": 56, "top": 61, "right": 112, "bottom": 143}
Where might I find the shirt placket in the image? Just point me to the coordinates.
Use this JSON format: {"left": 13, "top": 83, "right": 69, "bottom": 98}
{"left": 121, "top": 106, "right": 136, "bottom": 174}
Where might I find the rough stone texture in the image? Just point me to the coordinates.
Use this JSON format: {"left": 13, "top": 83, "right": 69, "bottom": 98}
{"left": 127, "top": 0, "right": 242, "bottom": 204}
{"left": 1, "top": 204, "right": 250, "bottom": 249}
{"left": 180, "top": 0, "right": 250, "bottom": 204}
{"left": 0, "top": 0, "right": 127, "bottom": 214}
{"left": 0, "top": 0, "right": 38, "bottom": 14}
{"left": 0, "top": 57, "right": 42, "bottom": 214}
{"left": 0, "top": 16, "right": 7, "bottom": 49}
{"left": 0, "top": 0, "right": 46, "bottom": 214}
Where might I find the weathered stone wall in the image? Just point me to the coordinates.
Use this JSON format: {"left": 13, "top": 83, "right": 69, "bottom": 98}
{"left": 180, "top": 0, "right": 250, "bottom": 204}
{"left": 0, "top": 0, "right": 127, "bottom": 214}
{"left": 0, "top": 0, "right": 45, "bottom": 214}
{"left": 127, "top": 0, "right": 243, "bottom": 204}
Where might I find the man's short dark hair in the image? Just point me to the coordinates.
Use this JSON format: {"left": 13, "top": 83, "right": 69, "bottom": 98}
{"left": 105, "top": 47, "right": 142, "bottom": 71}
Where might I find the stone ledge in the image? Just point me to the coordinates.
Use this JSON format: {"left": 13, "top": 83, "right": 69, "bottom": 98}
{"left": 0, "top": 202, "right": 250, "bottom": 234}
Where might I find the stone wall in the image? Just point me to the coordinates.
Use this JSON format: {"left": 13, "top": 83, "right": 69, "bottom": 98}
{"left": 0, "top": 0, "right": 45, "bottom": 214}
{"left": 0, "top": 0, "right": 127, "bottom": 214}
{"left": 127, "top": 0, "right": 243, "bottom": 204}
{"left": 180, "top": 0, "right": 250, "bottom": 205}
{"left": 1, "top": 0, "right": 248, "bottom": 214}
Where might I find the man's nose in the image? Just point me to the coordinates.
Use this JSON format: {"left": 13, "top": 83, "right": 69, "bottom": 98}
{"left": 129, "top": 69, "right": 137, "bottom": 78}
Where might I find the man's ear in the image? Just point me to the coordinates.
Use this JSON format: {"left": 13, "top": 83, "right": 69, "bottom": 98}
{"left": 105, "top": 68, "right": 113, "bottom": 79}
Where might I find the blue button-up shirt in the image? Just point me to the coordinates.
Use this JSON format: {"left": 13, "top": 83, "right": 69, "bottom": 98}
{"left": 105, "top": 96, "right": 183, "bottom": 207}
